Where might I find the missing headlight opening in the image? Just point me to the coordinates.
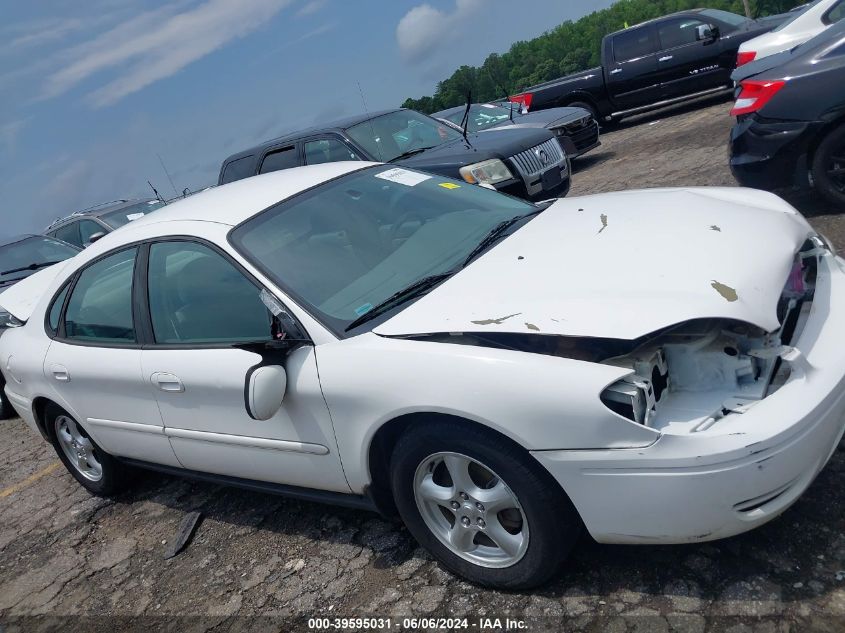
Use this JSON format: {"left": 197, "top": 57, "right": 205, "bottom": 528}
{"left": 601, "top": 241, "right": 819, "bottom": 432}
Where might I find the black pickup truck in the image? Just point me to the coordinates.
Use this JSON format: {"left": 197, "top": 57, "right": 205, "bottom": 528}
{"left": 219, "top": 109, "right": 570, "bottom": 201}
{"left": 510, "top": 8, "right": 792, "bottom": 123}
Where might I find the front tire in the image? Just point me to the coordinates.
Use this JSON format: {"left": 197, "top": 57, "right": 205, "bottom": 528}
{"left": 811, "top": 124, "right": 845, "bottom": 207}
{"left": 46, "top": 403, "right": 131, "bottom": 496}
{"left": 390, "top": 421, "right": 581, "bottom": 590}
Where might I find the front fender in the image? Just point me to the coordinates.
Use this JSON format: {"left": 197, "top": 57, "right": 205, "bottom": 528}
{"left": 315, "top": 333, "right": 658, "bottom": 493}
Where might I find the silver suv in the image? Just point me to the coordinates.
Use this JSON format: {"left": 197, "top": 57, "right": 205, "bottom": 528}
{"left": 44, "top": 199, "right": 165, "bottom": 249}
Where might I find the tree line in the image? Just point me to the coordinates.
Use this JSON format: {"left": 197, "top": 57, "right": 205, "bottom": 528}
{"left": 401, "top": 0, "right": 806, "bottom": 113}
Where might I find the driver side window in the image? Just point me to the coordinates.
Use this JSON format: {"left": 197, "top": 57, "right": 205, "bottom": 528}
{"left": 146, "top": 241, "right": 273, "bottom": 345}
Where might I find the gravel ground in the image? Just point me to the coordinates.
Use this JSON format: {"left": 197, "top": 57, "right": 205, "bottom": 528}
{"left": 2, "top": 96, "right": 845, "bottom": 633}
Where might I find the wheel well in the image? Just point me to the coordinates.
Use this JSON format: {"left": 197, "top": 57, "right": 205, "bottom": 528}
{"left": 559, "top": 94, "right": 598, "bottom": 112}
{"left": 366, "top": 412, "right": 561, "bottom": 517}
{"left": 32, "top": 397, "right": 55, "bottom": 440}
{"left": 808, "top": 116, "right": 845, "bottom": 168}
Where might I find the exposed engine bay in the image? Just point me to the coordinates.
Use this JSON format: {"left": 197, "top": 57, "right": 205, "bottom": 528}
{"left": 599, "top": 241, "right": 819, "bottom": 433}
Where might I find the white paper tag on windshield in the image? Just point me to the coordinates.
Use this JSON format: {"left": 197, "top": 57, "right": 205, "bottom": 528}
{"left": 126, "top": 213, "right": 145, "bottom": 221}
{"left": 375, "top": 168, "right": 431, "bottom": 187}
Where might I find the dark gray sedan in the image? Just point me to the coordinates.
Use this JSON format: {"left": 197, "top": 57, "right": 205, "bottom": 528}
{"left": 433, "top": 103, "right": 600, "bottom": 158}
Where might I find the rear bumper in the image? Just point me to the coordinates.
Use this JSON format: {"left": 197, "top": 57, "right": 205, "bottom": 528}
{"left": 729, "top": 115, "right": 821, "bottom": 191}
{"left": 4, "top": 386, "right": 41, "bottom": 436}
{"left": 533, "top": 251, "right": 845, "bottom": 544}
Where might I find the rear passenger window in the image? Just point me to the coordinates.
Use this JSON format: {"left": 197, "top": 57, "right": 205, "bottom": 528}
{"left": 305, "top": 139, "right": 359, "bottom": 165}
{"left": 613, "top": 27, "right": 656, "bottom": 62}
{"left": 64, "top": 248, "right": 137, "bottom": 343}
{"left": 825, "top": 1, "right": 845, "bottom": 24}
{"left": 54, "top": 223, "right": 81, "bottom": 248}
{"left": 220, "top": 155, "right": 256, "bottom": 184}
{"left": 259, "top": 147, "right": 299, "bottom": 174}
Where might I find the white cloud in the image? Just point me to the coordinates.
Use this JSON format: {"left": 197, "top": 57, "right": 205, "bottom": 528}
{"left": 396, "top": 0, "right": 482, "bottom": 63}
{"left": 296, "top": 0, "right": 327, "bottom": 17}
{"left": 42, "top": 0, "right": 293, "bottom": 107}
{"left": 0, "top": 119, "right": 27, "bottom": 155}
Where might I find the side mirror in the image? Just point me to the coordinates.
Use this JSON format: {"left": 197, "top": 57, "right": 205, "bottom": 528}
{"left": 86, "top": 232, "right": 106, "bottom": 245}
{"left": 246, "top": 365, "right": 287, "bottom": 421}
{"left": 697, "top": 24, "right": 718, "bottom": 42}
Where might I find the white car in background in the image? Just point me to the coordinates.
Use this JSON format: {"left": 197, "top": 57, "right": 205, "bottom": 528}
{"left": 737, "top": 0, "right": 845, "bottom": 66}
{"left": 2, "top": 163, "right": 845, "bottom": 589}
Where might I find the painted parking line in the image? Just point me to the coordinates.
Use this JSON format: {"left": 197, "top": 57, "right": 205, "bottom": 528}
{"left": 0, "top": 461, "right": 61, "bottom": 500}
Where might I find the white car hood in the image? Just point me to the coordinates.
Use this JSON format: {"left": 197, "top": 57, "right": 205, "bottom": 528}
{"left": 0, "top": 261, "right": 70, "bottom": 321}
{"left": 374, "top": 188, "right": 813, "bottom": 341}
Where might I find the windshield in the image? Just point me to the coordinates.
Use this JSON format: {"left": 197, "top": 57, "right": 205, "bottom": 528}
{"left": 699, "top": 9, "right": 749, "bottom": 28}
{"left": 0, "top": 236, "right": 78, "bottom": 280}
{"left": 444, "top": 104, "right": 516, "bottom": 133}
{"left": 101, "top": 200, "right": 165, "bottom": 229}
{"left": 230, "top": 166, "right": 536, "bottom": 333}
{"left": 346, "top": 110, "right": 462, "bottom": 162}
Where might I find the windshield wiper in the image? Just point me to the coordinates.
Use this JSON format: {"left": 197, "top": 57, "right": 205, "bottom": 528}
{"left": 0, "top": 261, "right": 62, "bottom": 276}
{"left": 389, "top": 146, "right": 438, "bottom": 162}
{"left": 344, "top": 271, "right": 457, "bottom": 332}
{"left": 461, "top": 210, "right": 542, "bottom": 268}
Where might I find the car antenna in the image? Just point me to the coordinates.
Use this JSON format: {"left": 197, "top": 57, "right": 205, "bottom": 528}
{"left": 460, "top": 91, "right": 472, "bottom": 143}
{"left": 357, "top": 80, "right": 383, "bottom": 161}
{"left": 147, "top": 180, "right": 165, "bottom": 203}
{"left": 156, "top": 152, "right": 179, "bottom": 198}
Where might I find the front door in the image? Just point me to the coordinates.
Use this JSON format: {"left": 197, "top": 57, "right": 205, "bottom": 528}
{"left": 43, "top": 247, "right": 180, "bottom": 466}
{"left": 654, "top": 17, "right": 726, "bottom": 99}
{"left": 139, "top": 239, "right": 349, "bottom": 492}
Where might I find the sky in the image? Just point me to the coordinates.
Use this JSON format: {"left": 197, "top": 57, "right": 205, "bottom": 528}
{"left": 0, "top": 0, "right": 615, "bottom": 237}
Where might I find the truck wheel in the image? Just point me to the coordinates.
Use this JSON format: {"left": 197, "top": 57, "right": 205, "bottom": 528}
{"left": 811, "top": 124, "right": 845, "bottom": 207}
{"left": 568, "top": 101, "right": 599, "bottom": 123}
{"left": 46, "top": 403, "right": 131, "bottom": 496}
{"left": 390, "top": 420, "right": 581, "bottom": 590}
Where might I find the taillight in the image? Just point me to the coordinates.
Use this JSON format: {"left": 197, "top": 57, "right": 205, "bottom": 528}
{"left": 736, "top": 50, "right": 757, "bottom": 67}
{"left": 509, "top": 92, "right": 533, "bottom": 112}
{"left": 730, "top": 79, "right": 786, "bottom": 116}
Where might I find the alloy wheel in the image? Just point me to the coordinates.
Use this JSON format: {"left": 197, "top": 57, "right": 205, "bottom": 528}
{"left": 413, "top": 451, "right": 529, "bottom": 568}
{"left": 55, "top": 415, "right": 103, "bottom": 482}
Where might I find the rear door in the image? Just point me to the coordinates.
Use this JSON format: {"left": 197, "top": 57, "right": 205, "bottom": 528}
{"left": 42, "top": 247, "right": 179, "bottom": 467}
{"left": 655, "top": 17, "right": 726, "bottom": 98}
{"left": 605, "top": 25, "right": 661, "bottom": 111}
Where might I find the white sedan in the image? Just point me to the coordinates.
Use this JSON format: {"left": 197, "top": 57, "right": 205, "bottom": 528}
{"left": 737, "top": 0, "right": 845, "bottom": 66}
{"left": 2, "top": 163, "right": 845, "bottom": 589}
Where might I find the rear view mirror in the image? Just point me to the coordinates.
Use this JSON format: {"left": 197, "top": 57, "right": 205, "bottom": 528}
{"left": 86, "top": 232, "right": 106, "bottom": 245}
{"left": 246, "top": 365, "right": 287, "bottom": 420}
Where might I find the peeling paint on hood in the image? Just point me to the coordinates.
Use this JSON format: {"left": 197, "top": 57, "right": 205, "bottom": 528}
{"left": 373, "top": 188, "right": 813, "bottom": 341}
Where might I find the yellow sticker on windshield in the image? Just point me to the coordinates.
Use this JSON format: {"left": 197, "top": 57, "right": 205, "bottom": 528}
{"left": 439, "top": 183, "right": 461, "bottom": 190}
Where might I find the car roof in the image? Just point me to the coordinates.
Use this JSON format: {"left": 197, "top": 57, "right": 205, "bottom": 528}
{"left": 221, "top": 109, "right": 401, "bottom": 164}
{"left": 45, "top": 198, "right": 161, "bottom": 231}
{"left": 108, "top": 162, "right": 377, "bottom": 235}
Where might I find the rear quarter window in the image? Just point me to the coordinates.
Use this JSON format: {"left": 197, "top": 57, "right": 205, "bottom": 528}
{"left": 220, "top": 155, "right": 256, "bottom": 184}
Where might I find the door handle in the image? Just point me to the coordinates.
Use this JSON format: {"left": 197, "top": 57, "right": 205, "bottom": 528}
{"left": 659, "top": 55, "right": 674, "bottom": 62}
{"left": 610, "top": 68, "right": 622, "bottom": 75}
{"left": 50, "top": 364, "right": 70, "bottom": 382}
{"left": 151, "top": 372, "right": 184, "bottom": 393}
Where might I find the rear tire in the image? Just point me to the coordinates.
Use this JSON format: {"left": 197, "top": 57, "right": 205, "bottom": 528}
{"left": 811, "top": 124, "right": 845, "bottom": 207}
{"left": 390, "top": 420, "right": 581, "bottom": 590}
{"left": 46, "top": 403, "right": 131, "bottom": 496}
